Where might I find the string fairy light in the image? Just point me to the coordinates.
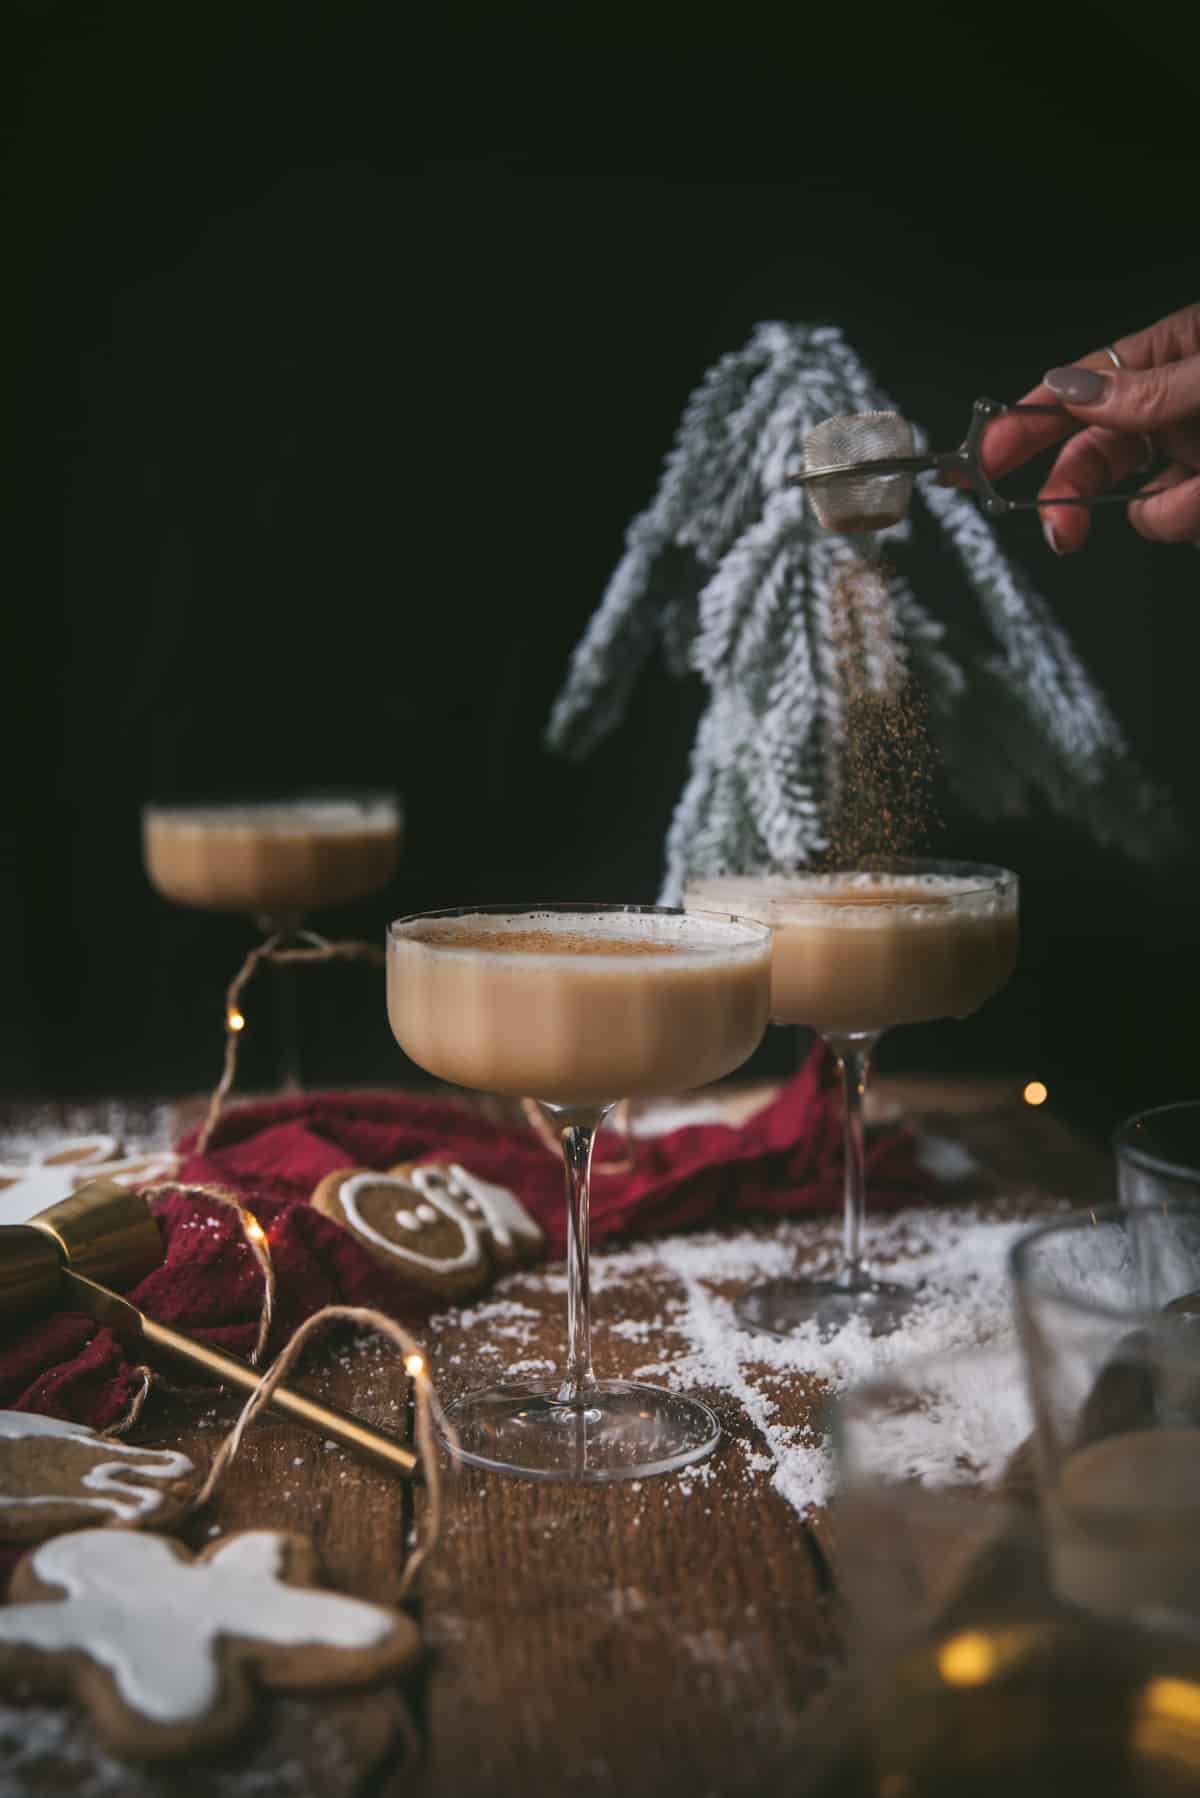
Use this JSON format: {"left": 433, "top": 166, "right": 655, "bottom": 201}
{"left": 1023, "top": 1081, "right": 1048, "bottom": 1107}
{"left": 936, "top": 1630, "right": 997, "bottom": 1687}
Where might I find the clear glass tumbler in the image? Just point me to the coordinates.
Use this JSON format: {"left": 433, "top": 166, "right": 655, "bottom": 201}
{"left": 826, "top": 1340, "right": 1200, "bottom": 1797}
{"left": 1010, "top": 1202, "right": 1200, "bottom": 1633}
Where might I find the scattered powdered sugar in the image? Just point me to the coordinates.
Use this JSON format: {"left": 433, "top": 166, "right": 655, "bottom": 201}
{"left": 500, "top": 1204, "right": 1051, "bottom": 1518}
{"left": 0, "top": 1101, "right": 177, "bottom": 1164}
{"left": 436, "top": 1298, "right": 543, "bottom": 1337}
{"left": 842, "top": 1339, "right": 1033, "bottom": 1488}
{"left": 0, "top": 1701, "right": 311, "bottom": 1796}
{"left": 609, "top": 1315, "right": 677, "bottom": 1342}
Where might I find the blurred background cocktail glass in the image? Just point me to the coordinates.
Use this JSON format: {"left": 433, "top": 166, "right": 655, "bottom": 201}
{"left": 685, "top": 859, "right": 1019, "bottom": 1334}
{"left": 142, "top": 790, "right": 403, "bottom": 1089}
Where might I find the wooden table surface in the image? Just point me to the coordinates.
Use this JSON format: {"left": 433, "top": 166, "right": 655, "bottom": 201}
{"left": 0, "top": 1079, "right": 1112, "bottom": 1798}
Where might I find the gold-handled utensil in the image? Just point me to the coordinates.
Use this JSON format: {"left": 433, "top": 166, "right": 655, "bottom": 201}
{"left": 2, "top": 1181, "right": 418, "bottom": 1480}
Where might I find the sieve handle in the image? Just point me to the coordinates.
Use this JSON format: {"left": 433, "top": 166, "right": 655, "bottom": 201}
{"left": 948, "top": 396, "right": 1171, "bottom": 517}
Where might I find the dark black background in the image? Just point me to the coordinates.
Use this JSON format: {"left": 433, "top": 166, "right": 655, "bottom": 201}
{"left": 3, "top": 1, "right": 1199, "bottom": 1134}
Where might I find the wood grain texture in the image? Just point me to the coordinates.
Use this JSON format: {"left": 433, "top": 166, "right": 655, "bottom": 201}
{"left": 0, "top": 1080, "right": 1109, "bottom": 1797}
{"left": 414, "top": 1262, "right": 841, "bottom": 1798}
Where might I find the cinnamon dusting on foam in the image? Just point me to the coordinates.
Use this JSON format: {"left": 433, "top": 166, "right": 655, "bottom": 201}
{"left": 406, "top": 927, "right": 685, "bottom": 957}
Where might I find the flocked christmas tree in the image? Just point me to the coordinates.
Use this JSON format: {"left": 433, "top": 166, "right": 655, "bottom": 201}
{"left": 545, "top": 323, "right": 1175, "bottom": 900}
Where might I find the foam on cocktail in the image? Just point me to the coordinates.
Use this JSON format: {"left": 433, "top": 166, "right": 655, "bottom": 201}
{"left": 400, "top": 908, "right": 768, "bottom": 960}
{"left": 149, "top": 798, "right": 399, "bottom": 833}
{"left": 688, "top": 870, "right": 994, "bottom": 909}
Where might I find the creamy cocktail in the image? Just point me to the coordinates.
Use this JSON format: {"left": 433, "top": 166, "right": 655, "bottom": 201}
{"left": 143, "top": 795, "right": 403, "bottom": 925}
{"left": 388, "top": 910, "right": 769, "bottom": 1108}
{"left": 686, "top": 869, "right": 1018, "bottom": 1042}
{"left": 387, "top": 904, "right": 772, "bottom": 1481}
{"left": 685, "top": 861, "right": 1019, "bottom": 1333}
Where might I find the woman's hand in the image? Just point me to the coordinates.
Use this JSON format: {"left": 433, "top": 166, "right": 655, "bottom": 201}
{"left": 977, "top": 302, "right": 1200, "bottom": 552}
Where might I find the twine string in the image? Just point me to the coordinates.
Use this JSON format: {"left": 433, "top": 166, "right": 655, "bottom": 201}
{"left": 109, "top": 1366, "right": 154, "bottom": 1434}
{"left": 195, "top": 931, "right": 386, "bottom": 1155}
{"left": 103, "top": 936, "right": 448, "bottom": 1596}
{"left": 180, "top": 1304, "right": 445, "bottom": 1596}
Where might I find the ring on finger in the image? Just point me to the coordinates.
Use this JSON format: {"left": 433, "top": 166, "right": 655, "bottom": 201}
{"left": 1105, "top": 345, "right": 1155, "bottom": 471}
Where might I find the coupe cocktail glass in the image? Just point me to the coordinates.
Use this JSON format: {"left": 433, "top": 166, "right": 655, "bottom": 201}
{"left": 387, "top": 903, "right": 772, "bottom": 1481}
{"left": 685, "top": 860, "right": 1019, "bottom": 1334}
{"left": 143, "top": 790, "right": 403, "bottom": 1088}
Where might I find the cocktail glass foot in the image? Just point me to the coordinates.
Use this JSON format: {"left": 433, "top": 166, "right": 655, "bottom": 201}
{"left": 734, "top": 1273, "right": 913, "bottom": 1339}
{"left": 442, "top": 1378, "right": 721, "bottom": 1482}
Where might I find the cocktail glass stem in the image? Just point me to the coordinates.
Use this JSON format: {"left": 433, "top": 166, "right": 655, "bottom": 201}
{"left": 545, "top": 1103, "right": 612, "bottom": 1402}
{"left": 271, "top": 958, "right": 302, "bottom": 1093}
{"left": 258, "top": 913, "right": 306, "bottom": 1094}
{"left": 734, "top": 1027, "right": 904, "bottom": 1335}
{"left": 832, "top": 1035, "right": 878, "bottom": 1287}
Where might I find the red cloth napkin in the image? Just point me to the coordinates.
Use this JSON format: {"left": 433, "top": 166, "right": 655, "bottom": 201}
{"left": 0, "top": 1043, "right": 924, "bottom": 1444}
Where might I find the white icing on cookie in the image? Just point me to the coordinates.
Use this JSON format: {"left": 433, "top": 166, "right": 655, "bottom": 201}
{"left": 414, "top": 1203, "right": 437, "bottom": 1224}
{"left": 0, "top": 1412, "right": 193, "bottom": 1522}
{"left": 393, "top": 1210, "right": 422, "bottom": 1232}
{"left": 0, "top": 1138, "right": 178, "bottom": 1229}
{"left": 0, "top": 1530, "right": 397, "bottom": 1723}
{"left": 429, "top": 1165, "right": 544, "bottom": 1254}
{"left": 337, "top": 1174, "right": 485, "bottom": 1276}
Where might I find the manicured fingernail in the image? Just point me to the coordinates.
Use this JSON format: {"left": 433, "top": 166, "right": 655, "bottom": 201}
{"left": 1042, "top": 513, "right": 1062, "bottom": 555}
{"left": 1044, "top": 366, "right": 1109, "bottom": 406}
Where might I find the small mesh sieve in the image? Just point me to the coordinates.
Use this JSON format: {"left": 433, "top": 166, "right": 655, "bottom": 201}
{"left": 803, "top": 412, "right": 917, "bottom": 532}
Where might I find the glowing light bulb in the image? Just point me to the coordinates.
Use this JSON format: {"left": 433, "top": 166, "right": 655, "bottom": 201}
{"left": 405, "top": 1354, "right": 425, "bottom": 1379}
{"left": 1140, "top": 1677, "right": 1200, "bottom": 1726}
{"left": 227, "top": 1008, "right": 246, "bottom": 1033}
{"left": 937, "top": 1631, "right": 997, "bottom": 1687}
{"left": 1023, "top": 1080, "right": 1048, "bottom": 1107}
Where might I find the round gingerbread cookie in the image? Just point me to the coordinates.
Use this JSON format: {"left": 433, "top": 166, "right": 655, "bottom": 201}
{"left": 311, "top": 1161, "right": 543, "bottom": 1301}
{"left": 0, "top": 1527, "right": 422, "bottom": 1759}
{"left": 0, "top": 1412, "right": 196, "bottom": 1544}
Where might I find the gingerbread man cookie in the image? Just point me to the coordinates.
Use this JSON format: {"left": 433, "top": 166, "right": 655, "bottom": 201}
{"left": 0, "top": 1528, "right": 422, "bottom": 1758}
{"left": 0, "top": 1136, "right": 177, "bottom": 1229}
{"left": 0, "top": 1412, "right": 195, "bottom": 1544}
{"left": 311, "top": 1162, "right": 544, "bottom": 1300}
